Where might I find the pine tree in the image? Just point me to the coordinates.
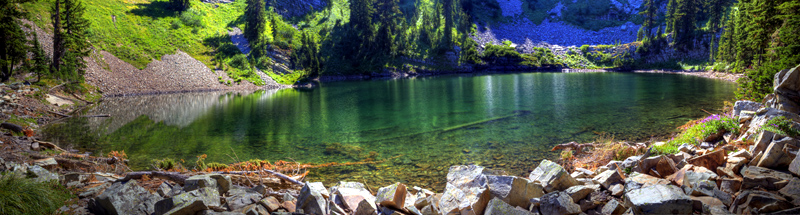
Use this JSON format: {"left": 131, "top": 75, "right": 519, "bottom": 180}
{"left": 244, "top": 0, "right": 266, "bottom": 43}
{"left": 442, "top": 0, "right": 455, "bottom": 51}
{"left": 670, "top": 0, "right": 698, "bottom": 50}
{"left": 639, "top": 0, "right": 657, "bottom": 40}
{"left": 52, "top": 0, "right": 90, "bottom": 85}
{"left": 27, "top": 31, "right": 50, "bottom": 82}
{"left": 716, "top": 10, "right": 736, "bottom": 63}
{"left": 376, "top": 0, "right": 403, "bottom": 58}
{"left": 665, "top": 0, "right": 677, "bottom": 33}
{"left": 0, "top": 0, "right": 35, "bottom": 82}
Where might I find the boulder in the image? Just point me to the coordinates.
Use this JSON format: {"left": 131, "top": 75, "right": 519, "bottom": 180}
{"left": 259, "top": 196, "right": 282, "bottom": 212}
{"left": 734, "top": 101, "right": 763, "bottom": 118}
{"left": 565, "top": 185, "right": 598, "bottom": 202}
{"left": 753, "top": 130, "right": 776, "bottom": 155}
{"left": 439, "top": 165, "right": 491, "bottom": 215}
{"left": 26, "top": 165, "right": 59, "bottom": 183}
{"left": 741, "top": 166, "right": 794, "bottom": 190}
{"left": 689, "top": 180, "right": 718, "bottom": 197}
{"left": 719, "top": 178, "right": 742, "bottom": 195}
{"left": 239, "top": 204, "right": 268, "bottom": 215}
{"left": 297, "top": 182, "right": 329, "bottom": 215}
{"left": 624, "top": 184, "right": 692, "bottom": 215}
{"left": 225, "top": 188, "right": 263, "bottom": 211}
{"left": 94, "top": 181, "right": 163, "bottom": 215}
{"left": 353, "top": 199, "right": 378, "bottom": 215}
{"left": 722, "top": 156, "right": 747, "bottom": 175}
{"left": 154, "top": 187, "right": 220, "bottom": 215}
{"left": 375, "top": 183, "right": 407, "bottom": 210}
{"left": 592, "top": 169, "right": 625, "bottom": 190}
{"left": 774, "top": 66, "right": 800, "bottom": 95}
{"left": 790, "top": 154, "right": 800, "bottom": 176}
{"left": 730, "top": 190, "right": 794, "bottom": 214}
{"left": 690, "top": 196, "right": 726, "bottom": 212}
{"left": 501, "top": 176, "right": 544, "bottom": 208}
{"left": 33, "top": 158, "right": 58, "bottom": 169}
{"left": 624, "top": 172, "right": 670, "bottom": 193}
{"left": 683, "top": 171, "right": 716, "bottom": 190}
{"left": 157, "top": 182, "right": 175, "bottom": 198}
{"left": 601, "top": 199, "right": 626, "bottom": 215}
{"left": 539, "top": 192, "right": 581, "bottom": 215}
{"left": 633, "top": 156, "right": 664, "bottom": 174}
{"left": 484, "top": 198, "right": 535, "bottom": 215}
{"left": 529, "top": 160, "right": 579, "bottom": 193}
{"left": 779, "top": 178, "right": 800, "bottom": 206}
{"left": 609, "top": 184, "right": 624, "bottom": 197}
{"left": 687, "top": 150, "right": 726, "bottom": 172}
{"left": 620, "top": 155, "right": 643, "bottom": 170}
{"left": 331, "top": 181, "right": 375, "bottom": 211}
{"left": 184, "top": 174, "right": 231, "bottom": 195}
{"left": 655, "top": 156, "right": 679, "bottom": 177}
{"left": 758, "top": 137, "right": 800, "bottom": 169}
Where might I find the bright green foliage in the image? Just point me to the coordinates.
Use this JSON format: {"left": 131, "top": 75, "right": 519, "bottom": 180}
{"left": 717, "top": 0, "right": 800, "bottom": 101}
{"left": 706, "top": 0, "right": 731, "bottom": 61}
{"left": 170, "top": 0, "right": 191, "bottom": 11}
{"left": 244, "top": 0, "right": 266, "bottom": 43}
{"left": 52, "top": 0, "right": 90, "bottom": 89}
{"left": 653, "top": 114, "right": 739, "bottom": 154}
{"left": 0, "top": 175, "right": 73, "bottom": 215}
{"left": 481, "top": 43, "right": 521, "bottom": 64}
{"left": 760, "top": 116, "right": 800, "bottom": 138}
{"left": 0, "top": 0, "right": 36, "bottom": 82}
{"left": 460, "top": 37, "right": 481, "bottom": 64}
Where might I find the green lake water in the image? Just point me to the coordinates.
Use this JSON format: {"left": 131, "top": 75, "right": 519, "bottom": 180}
{"left": 46, "top": 72, "right": 736, "bottom": 191}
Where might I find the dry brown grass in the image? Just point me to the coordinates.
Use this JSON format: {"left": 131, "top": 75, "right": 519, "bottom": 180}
{"left": 562, "top": 133, "right": 646, "bottom": 172}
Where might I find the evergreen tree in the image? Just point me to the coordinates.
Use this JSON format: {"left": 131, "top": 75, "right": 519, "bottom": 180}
{"left": 0, "top": 0, "right": 35, "bottom": 82}
{"left": 706, "top": 0, "right": 730, "bottom": 61}
{"left": 638, "top": 0, "right": 657, "bottom": 40}
{"left": 665, "top": 0, "right": 677, "bottom": 33}
{"left": 52, "top": 0, "right": 90, "bottom": 85}
{"left": 442, "top": 0, "right": 455, "bottom": 51}
{"left": 376, "top": 0, "right": 403, "bottom": 58}
{"left": 716, "top": 9, "right": 736, "bottom": 63}
{"left": 27, "top": 31, "right": 50, "bottom": 82}
{"left": 244, "top": 0, "right": 266, "bottom": 43}
{"left": 669, "top": 0, "right": 698, "bottom": 50}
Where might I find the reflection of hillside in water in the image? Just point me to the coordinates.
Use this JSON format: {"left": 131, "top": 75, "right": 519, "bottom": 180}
{"left": 88, "top": 90, "right": 278, "bottom": 132}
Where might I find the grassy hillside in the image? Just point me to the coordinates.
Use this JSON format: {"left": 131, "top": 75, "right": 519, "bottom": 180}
{"left": 22, "top": 0, "right": 272, "bottom": 85}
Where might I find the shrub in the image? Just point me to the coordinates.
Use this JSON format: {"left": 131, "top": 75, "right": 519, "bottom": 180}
{"left": 0, "top": 174, "right": 73, "bottom": 215}
{"left": 152, "top": 158, "right": 180, "bottom": 171}
{"left": 760, "top": 116, "right": 800, "bottom": 138}
{"left": 229, "top": 54, "right": 250, "bottom": 71}
{"left": 169, "top": 0, "right": 191, "bottom": 11}
{"left": 180, "top": 8, "right": 205, "bottom": 28}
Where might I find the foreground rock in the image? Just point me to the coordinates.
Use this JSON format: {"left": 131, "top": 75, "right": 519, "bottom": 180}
{"left": 624, "top": 184, "right": 692, "bottom": 214}
{"left": 92, "top": 181, "right": 163, "bottom": 215}
{"left": 529, "top": 159, "right": 580, "bottom": 192}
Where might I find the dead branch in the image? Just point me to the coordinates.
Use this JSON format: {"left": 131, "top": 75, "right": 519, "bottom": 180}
{"left": 47, "top": 110, "right": 71, "bottom": 118}
{"left": 119, "top": 171, "right": 192, "bottom": 185}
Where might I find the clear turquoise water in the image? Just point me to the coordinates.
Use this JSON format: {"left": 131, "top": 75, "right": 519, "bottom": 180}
{"left": 46, "top": 72, "right": 736, "bottom": 190}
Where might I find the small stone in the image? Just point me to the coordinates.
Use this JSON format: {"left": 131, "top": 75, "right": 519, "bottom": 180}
{"left": 259, "top": 196, "right": 281, "bottom": 212}
{"left": 376, "top": 183, "right": 407, "bottom": 210}
{"left": 720, "top": 178, "right": 742, "bottom": 195}
{"left": 33, "top": 158, "right": 57, "bottom": 169}
{"left": 484, "top": 197, "right": 535, "bottom": 215}
{"left": 157, "top": 182, "right": 174, "bottom": 198}
{"left": 609, "top": 184, "right": 624, "bottom": 197}
{"left": 690, "top": 180, "right": 717, "bottom": 197}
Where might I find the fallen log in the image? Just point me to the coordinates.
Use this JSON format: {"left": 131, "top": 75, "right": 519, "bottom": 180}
{"left": 214, "top": 169, "right": 303, "bottom": 185}
{"left": 47, "top": 110, "right": 71, "bottom": 118}
{"left": 118, "top": 171, "right": 191, "bottom": 185}
{"left": 0, "top": 122, "right": 24, "bottom": 133}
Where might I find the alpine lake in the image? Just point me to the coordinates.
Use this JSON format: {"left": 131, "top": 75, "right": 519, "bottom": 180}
{"left": 46, "top": 72, "right": 736, "bottom": 191}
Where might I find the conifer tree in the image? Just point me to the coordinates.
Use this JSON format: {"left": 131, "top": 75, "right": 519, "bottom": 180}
{"left": 376, "top": 0, "right": 403, "bottom": 58}
{"left": 638, "top": 0, "right": 657, "bottom": 40}
{"left": 52, "top": 0, "right": 90, "bottom": 85}
{"left": 170, "top": 0, "right": 191, "bottom": 11}
{"left": 669, "top": 0, "right": 698, "bottom": 50}
{"left": 244, "top": 0, "right": 266, "bottom": 43}
{"left": 0, "top": 0, "right": 35, "bottom": 82}
{"left": 27, "top": 31, "right": 50, "bottom": 82}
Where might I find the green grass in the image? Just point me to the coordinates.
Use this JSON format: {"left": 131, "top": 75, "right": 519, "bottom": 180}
{"left": 0, "top": 174, "right": 74, "bottom": 215}
{"left": 21, "top": 0, "right": 272, "bottom": 85}
{"left": 760, "top": 116, "right": 800, "bottom": 138}
{"left": 266, "top": 69, "right": 309, "bottom": 85}
{"left": 652, "top": 114, "right": 739, "bottom": 155}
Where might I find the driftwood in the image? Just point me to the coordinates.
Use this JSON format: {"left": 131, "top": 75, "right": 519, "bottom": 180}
{"left": 47, "top": 110, "right": 71, "bottom": 118}
{"left": 119, "top": 171, "right": 192, "bottom": 185}
{"left": 214, "top": 169, "right": 303, "bottom": 185}
{"left": 0, "top": 122, "right": 24, "bottom": 133}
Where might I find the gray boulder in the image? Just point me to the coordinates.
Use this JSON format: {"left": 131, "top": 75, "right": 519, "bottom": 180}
{"left": 741, "top": 166, "right": 794, "bottom": 190}
{"left": 487, "top": 175, "right": 544, "bottom": 208}
{"left": 154, "top": 187, "right": 220, "bottom": 215}
{"left": 734, "top": 101, "right": 763, "bottom": 118}
{"left": 730, "top": 190, "right": 794, "bottom": 214}
{"left": 354, "top": 199, "right": 378, "bottom": 215}
{"left": 757, "top": 137, "right": 800, "bottom": 169}
{"left": 529, "top": 160, "right": 579, "bottom": 193}
{"left": 26, "top": 165, "right": 59, "bottom": 183}
{"left": 439, "top": 165, "right": 491, "bottom": 215}
{"left": 624, "top": 184, "right": 692, "bottom": 215}
{"left": 297, "top": 182, "right": 329, "bottom": 215}
{"left": 539, "top": 192, "right": 581, "bottom": 215}
{"left": 565, "top": 185, "right": 598, "bottom": 202}
{"left": 375, "top": 182, "right": 407, "bottom": 210}
{"left": 624, "top": 172, "right": 670, "bottom": 193}
{"left": 225, "top": 188, "right": 263, "bottom": 211}
{"left": 779, "top": 178, "right": 800, "bottom": 206}
{"left": 484, "top": 197, "right": 535, "bottom": 215}
{"left": 94, "top": 181, "right": 163, "bottom": 215}
{"left": 592, "top": 169, "right": 625, "bottom": 190}
{"left": 184, "top": 174, "right": 232, "bottom": 195}
{"left": 601, "top": 199, "right": 626, "bottom": 215}
{"left": 331, "top": 181, "right": 375, "bottom": 211}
